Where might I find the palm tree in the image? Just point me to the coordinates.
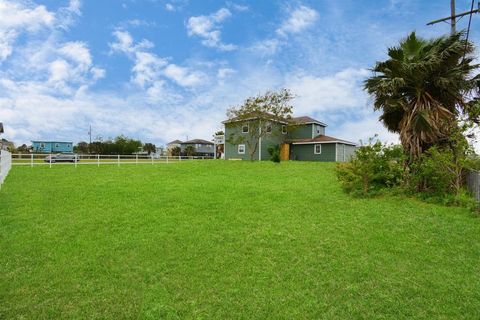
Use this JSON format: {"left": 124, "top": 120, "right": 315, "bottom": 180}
{"left": 364, "top": 32, "right": 479, "bottom": 161}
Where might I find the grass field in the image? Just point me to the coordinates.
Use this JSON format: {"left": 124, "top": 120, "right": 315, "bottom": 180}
{"left": 1, "top": 161, "right": 480, "bottom": 319}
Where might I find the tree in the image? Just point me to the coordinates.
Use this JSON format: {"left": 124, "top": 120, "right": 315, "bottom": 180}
{"left": 143, "top": 143, "right": 156, "bottom": 155}
{"left": 170, "top": 146, "right": 181, "bottom": 157}
{"left": 364, "top": 32, "right": 480, "bottom": 162}
{"left": 184, "top": 145, "right": 195, "bottom": 157}
{"left": 16, "top": 144, "right": 30, "bottom": 153}
{"left": 74, "top": 141, "right": 89, "bottom": 154}
{"left": 225, "top": 88, "right": 295, "bottom": 160}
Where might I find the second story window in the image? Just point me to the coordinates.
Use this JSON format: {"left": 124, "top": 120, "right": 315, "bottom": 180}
{"left": 316, "top": 125, "right": 321, "bottom": 135}
{"left": 282, "top": 125, "right": 287, "bottom": 134}
{"left": 242, "top": 124, "right": 249, "bottom": 133}
{"left": 55, "top": 143, "right": 59, "bottom": 148}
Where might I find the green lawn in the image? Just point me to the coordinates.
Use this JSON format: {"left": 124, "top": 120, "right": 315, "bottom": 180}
{"left": 1, "top": 161, "right": 479, "bottom": 319}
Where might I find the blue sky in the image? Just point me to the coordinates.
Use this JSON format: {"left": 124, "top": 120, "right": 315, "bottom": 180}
{"left": 1, "top": 0, "right": 479, "bottom": 146}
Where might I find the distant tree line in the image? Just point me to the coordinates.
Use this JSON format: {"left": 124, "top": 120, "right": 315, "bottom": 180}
{"left": 74, "top": 135, "right": 157, "bottom": 155}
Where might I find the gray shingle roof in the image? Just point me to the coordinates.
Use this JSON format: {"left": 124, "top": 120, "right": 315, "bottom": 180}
{"left": 167, "top": 139, "right": 183, "bottom": 145}
{"left": 181, "top": 139, "right": 213, "bottom": 145}
{"left": 291, "top": 116, "right": 327, "bottom": 127}
{"left": 286, "top": 134, "right": 356, "bottom": 146}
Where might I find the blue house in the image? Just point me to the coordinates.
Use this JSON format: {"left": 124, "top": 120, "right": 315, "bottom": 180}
{"left": 32, "top": 141, "right": 73, "bottom": 153}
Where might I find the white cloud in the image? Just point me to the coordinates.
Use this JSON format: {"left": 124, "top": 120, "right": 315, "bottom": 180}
{"left": 288, "top": 68, "right": 370, "bottom": 114}
{"left": 59, "top": 41, "right": 92, "bottom": 67}
{"left": 217, "top": 68, "right": 236, "bottom": 79}
{"left": 132, "top": 51, "right": 167, "bottom": 87}
{"left": 277, "top": 5, "right": 319, "bottom": 36}
{"left": 165, "top": 3, "right": 175, "bottom": 11}
{"left": 186, "top": 8, "right": 237, "bottom": 51}
{"left": 164, "top": 64, "right": 204, "bottom": 87}
{"left": 110, "top": 29, "right": 206, "bottom": 88}
{"left": 0, "top": 0, "right": 55, "bottom": 62}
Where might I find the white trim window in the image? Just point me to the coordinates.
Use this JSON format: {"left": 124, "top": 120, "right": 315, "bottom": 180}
{"left": 238, "top": 144, "right": 246, "bottom": 154}
{"left": 282, "top": 125, "right": 287, "bottom": 134}
{"left": 314, "top": 144, "right": 322, "bottom": 154}
{"left": 242, "top": 124, "right": 249, "bottom": 133}
{"left": 316, "top": 125, "right": 321, "bottom": 135}
{"left": 55, "top": 143, "right": 60, "bottom": 148}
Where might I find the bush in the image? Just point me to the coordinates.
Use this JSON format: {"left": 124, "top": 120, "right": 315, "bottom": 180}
{"left": 335, "top": 138, "right": 478, "bottom": 210}
{"left": 268, "top": 145, "right": 281, "bottom": 163}
{"left": 335, "top": 140, "right": 405, "bottom": 196}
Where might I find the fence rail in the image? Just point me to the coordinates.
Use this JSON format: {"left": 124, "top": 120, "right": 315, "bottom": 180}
{"left": 466, "top": 170, "right": 480, "bottom": 202}
{"left": 11, "top": 153, "right": 213, "bottom": 168}
{"left": 0, "top": 150, "right": 12, "bottom": 189}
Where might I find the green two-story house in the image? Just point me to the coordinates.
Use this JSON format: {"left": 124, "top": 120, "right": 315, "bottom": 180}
{"left": 222, "top": 114, "right": 356, "bottom": 162}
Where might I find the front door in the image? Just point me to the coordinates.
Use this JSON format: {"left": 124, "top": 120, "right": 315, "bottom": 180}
{"left": 280, "top": 143, "right": 290, "bottom": 161}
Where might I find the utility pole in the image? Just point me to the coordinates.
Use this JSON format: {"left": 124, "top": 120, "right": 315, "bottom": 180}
{"left": 427, "top": 0, "right": 479, "bottom": 35}
{"left": 88, "top": 125, "right": 92, "bottom": 144}
{"left": 451, "top": 0, "right": 456, "bottom": 34}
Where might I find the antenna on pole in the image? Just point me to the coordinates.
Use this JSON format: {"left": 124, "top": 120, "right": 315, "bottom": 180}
{"left": 88, "top": 125, "right": 92, "bottom": 144}
{"left": 427, "top": 0, "right": 479, "bottom": 35}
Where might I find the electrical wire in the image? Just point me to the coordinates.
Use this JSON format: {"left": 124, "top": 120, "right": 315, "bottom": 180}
{"left": 463, "top": 0, "right": 476, "bottom": 62}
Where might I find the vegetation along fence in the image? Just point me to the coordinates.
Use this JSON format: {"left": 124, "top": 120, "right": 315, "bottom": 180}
{"left": 11, "top": 153, "right": 213, "bottom": 168}
{"left": 0, "top": 150, "right": 12, "bottom": 189}
{"left": 466, "top": 170, "right": 480, "bottom": 202}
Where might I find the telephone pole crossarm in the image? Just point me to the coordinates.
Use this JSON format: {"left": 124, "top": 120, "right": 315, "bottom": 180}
{"left": 427, "top": 8, "right": 480, "bottom": 26}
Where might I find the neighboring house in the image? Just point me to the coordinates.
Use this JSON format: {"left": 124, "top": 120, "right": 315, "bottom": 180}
{"left": 223, "top": 114, "right": 356, "bottom": 162}
{"left": 166, "top": 139, "right": 182, "bottom": 155}
{"left": 32, "top": 141, "right": 73, "bottom": 153}
{"left": 1, "top": 139, "right": 14, "bottom": 151}
{"left": 180, "top": 139, "right": 214, "bottom": 157}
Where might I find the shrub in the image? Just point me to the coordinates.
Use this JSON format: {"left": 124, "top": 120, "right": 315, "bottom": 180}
{"left": 268, "top": 145, "right": 281, "bottom": 163}
{"left": 335, "top": 140, "right": 405, "bottom": 196}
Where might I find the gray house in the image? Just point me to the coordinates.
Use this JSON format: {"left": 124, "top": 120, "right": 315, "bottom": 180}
{"left": 180, "top": 139, "right": 214, "bottom": 157}
{"left": 223, "top": 114, "right": 356, "bottom": 162}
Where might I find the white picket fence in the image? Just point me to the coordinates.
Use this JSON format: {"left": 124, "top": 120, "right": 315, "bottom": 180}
{"left": 11, "top": 153, "right": 213, "bottom": 168}
{"left": 0, "top": 150, "right": 12, "bottom": 189}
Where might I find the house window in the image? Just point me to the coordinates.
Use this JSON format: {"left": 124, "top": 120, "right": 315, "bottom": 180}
{"left": 242, "top": 124, "right": 249, "bottom": 133}
{"left": 316, "top": 125, "right": 321, "bottom": 135}
{"left": 40, "top": 143, "right": 45, "bottom": 148}
{"left": 314, "top": 144, "right": 322, "bottom": 154}
{"left": 266, "top": 123, "right": 272, "bottom": 133}
{"left": 238, "top": 144, "right": 245, "bottom": 154}
{"left": 67, "top": 144, "right": 71, "bottom": 148}
{"left": 55, "top": 143, "right": 59, "bottom": 148}
{"left": 282, "top": 125, "right": 287, "bottom": 134}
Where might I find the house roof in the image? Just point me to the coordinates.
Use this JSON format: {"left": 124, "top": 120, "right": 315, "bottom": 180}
{"left": 291, "top": 116, "right": 327, "bottom": 127}
{"left": 167, "top": 139, "right": 183, "bottom": 145}
{"left": 223, "top": 113, "right": 327, "bottom": 126}
{"left": 31, "top": 140, "right": 73, "bottom": 144}
{"left": 222, "top": 111, "right": 289, "bottom": 124}
{"left": 181, "top": 139, "right": 214, "bottom": 145}
{"left": 0, "top": 122, "right": 3, "bottom": 134}
{"left": 286, "top": 134, "right": 357, "bottom": 146}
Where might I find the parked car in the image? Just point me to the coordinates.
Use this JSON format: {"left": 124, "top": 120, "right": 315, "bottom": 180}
{"left": 44, "top": 153, "right": 80, "bottom": 163}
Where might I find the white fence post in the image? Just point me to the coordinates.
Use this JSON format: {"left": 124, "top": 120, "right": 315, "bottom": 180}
{"left": 31, "top": 153, "right": 33, "bottom": 168}
{"left": 0, "top": 150, "right": 12, "bottom": 190}
{"left": 49, "top": 153, "right": 52, "bottom": 168}
{"left": 136, "top": 154, "right": 138, "bottom": 165}
{"left": 118, "top": 154, "right": 120, "bottom": 167}
{"left": 97, "top": 154, "right": 100, "bottom": 167}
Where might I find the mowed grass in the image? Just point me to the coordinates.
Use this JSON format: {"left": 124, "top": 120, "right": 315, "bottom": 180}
{"left": 1, "top": 161, "right": 479, "bottom": 319}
